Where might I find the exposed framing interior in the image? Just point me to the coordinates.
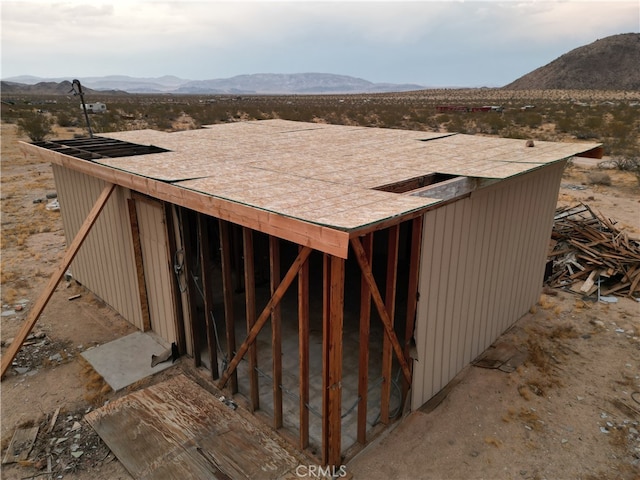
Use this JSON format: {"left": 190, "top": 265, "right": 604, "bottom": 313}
{"left": 168, "top": 204, "right": 423, "bottom": 466}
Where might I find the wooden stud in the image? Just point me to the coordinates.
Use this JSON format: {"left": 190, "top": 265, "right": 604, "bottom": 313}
{"left": 218, "top": 220, "right": 237, "bottom": 393}
{"left": 198, "top": 214, "right": 219, "bottom": 379}
{"left": 270, "top": 236, "right": 283, "bottom": 429}
{"left": 164, "top": 204, "right": 187, "bottom": 355}
{"left": 1, "top": 183, "right": 115, "bottom": 378}
{"left": 381, "top": 225, "right": 399, "bottom": 424}
{"left": 402, "top": 216, "right": 423, "bottom": 405}
{"left": 357, "top": 233, "right": 373, "bottom": 444}
{"left": 242, "top": 227, "right": 259, "bottom": 411}
{"left": 327, "top": 255, "right": 345, "bottom": 467}
{"left": 127, "top": 198, "right": 152, "bottom": 332}
{"left": 217, "top": 246, "right": 312, "bottom": 390}
{"left": 181, "top": 209, "right": 202, "bottom": 367}
{"left": 350, "top": 237, "right": 412, "bottom": 385}
{"left": 298, "top": 245, "right": 310, "bottom": 449}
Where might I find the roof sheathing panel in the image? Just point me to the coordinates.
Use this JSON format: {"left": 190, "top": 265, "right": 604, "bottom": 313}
{"left": 61, "top": 120, "right": 601, "bottom": 233}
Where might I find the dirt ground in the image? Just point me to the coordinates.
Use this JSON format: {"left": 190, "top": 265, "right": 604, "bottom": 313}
{"left": 1, "top": 122, "right": 639, "bottom": 480}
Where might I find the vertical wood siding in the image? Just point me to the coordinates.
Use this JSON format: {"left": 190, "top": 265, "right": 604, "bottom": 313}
{"left": 412, "top": 163, "right": 565, "bottom": 408}
{"left": 135, "top": 199, "right": 177, "bottom": 345}
{"left": 52, "top": 165, "right": 143, "bottom": 330}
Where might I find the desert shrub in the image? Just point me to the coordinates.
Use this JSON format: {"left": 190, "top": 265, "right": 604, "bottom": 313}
{"left": 598, "top": 155, "right": 640, "bottom": 180}
{"left": 56, "top": 111, "right": 77, "bottom": 128}
{"left": 586, "top": 172, "right": 612, "bottom": 186}
{"left": 17, "top": 111, "right": 53, "bottom": 141}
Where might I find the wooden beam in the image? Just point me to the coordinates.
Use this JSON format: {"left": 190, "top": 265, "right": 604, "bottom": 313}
{"left": 350, "top": 237, "right": 412, "bottom": 385}
{"left": 127, "top": 198, "right": 152, "bottom": 332}
{"left": 218, "top": 220, "right": 237, "bottom": 393}
{"left": 298, "top": 245, "right": 310, "bottom": 449}
{"left": 357, "top": 233, "right": 373, "bottom": 444}
{"left": 21, "top": 145, "right": 351, "bottom": 259}
{"left": 402, "top": 216, "right": 423, "bottom": 405}
{"left": 242, "top": 227, "right": 259, "bottom": 411}
{"left": 381, "top": 225, "right": 399, "bottom": 425}
{"left": 1, "top": 183, "right": 116, "bottom": 379}
{"left": 270, "top": 236, "right": 283, "bottom": 429}
{"left": 198, "top": 214, "right": 219, "bottom": 379}
{"left": 327, "top": 255, "right": 345, "bottom": 467}
{"left": 217, "top": 246, "right": 313, "bottom": 390}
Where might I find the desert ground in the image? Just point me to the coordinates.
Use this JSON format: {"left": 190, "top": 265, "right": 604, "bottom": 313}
{"left": 1, "top": 119, "right": 639, "bottom": 480}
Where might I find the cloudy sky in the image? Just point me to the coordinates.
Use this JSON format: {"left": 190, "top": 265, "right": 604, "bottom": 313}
{"left": 1, "top": 1, "right": 638, "bottom": 87}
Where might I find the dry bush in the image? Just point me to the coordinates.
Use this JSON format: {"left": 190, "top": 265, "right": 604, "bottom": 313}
{"left": 586, "top": 172, "right": 612, "bottom": 185}
{"left": 80, "top": 357, "right": 112, "bottom": 406}
{"left": 484, "top": 436, "right": 502, "bottom": 448}
{"left": 549, "top": 324, "right": 579, "bottom": 340}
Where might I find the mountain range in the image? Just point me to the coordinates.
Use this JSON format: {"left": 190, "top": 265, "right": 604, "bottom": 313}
{"left": 1, "top": 73, "right": 424, "bottom": 95}
{"left": 2, "top": 33, "right": 638, "bottom": 95}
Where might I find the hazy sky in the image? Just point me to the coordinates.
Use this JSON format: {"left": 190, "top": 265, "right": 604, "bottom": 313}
{"left": 1, "top": 1, "right": 638, "bottom": 87}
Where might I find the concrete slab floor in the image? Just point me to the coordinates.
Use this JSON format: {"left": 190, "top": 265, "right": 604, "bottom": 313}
{"left": 81, "top": 331, "right": 176, "bottom": 391}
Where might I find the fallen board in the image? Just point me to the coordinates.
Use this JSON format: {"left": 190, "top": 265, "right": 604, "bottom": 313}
{"left": 84, "top": 374, "right": 299, "bottom": 480}
{"left": 2, "top": 426, "right": 39, "bottom": 464}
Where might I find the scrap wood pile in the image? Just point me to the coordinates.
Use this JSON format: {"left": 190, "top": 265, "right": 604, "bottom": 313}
{"left": 546, "top": 203, "right": 640, "bottom": 297}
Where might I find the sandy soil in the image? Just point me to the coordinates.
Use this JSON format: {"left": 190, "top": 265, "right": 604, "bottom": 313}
{"left": 1, "top": 122, "right": 639, "bottom": 480}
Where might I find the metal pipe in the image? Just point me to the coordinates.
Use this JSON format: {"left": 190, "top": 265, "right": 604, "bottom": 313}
{"left": 72, "top": 79, "right": 94, "bottom": 138}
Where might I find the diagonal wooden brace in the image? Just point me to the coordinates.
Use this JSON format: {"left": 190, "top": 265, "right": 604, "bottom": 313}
{"left": 1, "top": 182, "right": 116, "bottom": 379}
{"left": 217, "top": 246, "right": 313, "bottom": 389}
{"left": 350, "top": 237, "right": 412, "bottom": 385}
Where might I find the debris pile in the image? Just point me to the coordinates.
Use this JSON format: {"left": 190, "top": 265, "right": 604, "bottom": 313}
{"left": 2, "top": 407, "right": 113, "bottom": 478}
{"left": 546, "top": 204, "right": 640, "bottom": 297}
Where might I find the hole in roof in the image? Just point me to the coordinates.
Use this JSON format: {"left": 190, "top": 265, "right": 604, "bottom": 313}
{"left": 32, "top": 136, "right": 170, "bottom": 160}
{"left": 373, "top": 173, "right": 457, "bottom": 194}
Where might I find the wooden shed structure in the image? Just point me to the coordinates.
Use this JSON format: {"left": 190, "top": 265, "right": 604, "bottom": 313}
{"left": 17, "top": 119, "right": 601, "bottom": 466}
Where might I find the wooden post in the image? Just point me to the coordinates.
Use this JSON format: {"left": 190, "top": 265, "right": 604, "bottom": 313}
{"left": 1, "top": 183, "right": 115, "bottom": 379}
{"left": 350, "top": 237, "right": 412, "bottom": 385}
{"left": 127, "top": 198, "right": 152, "bottom": 332}
{"left": 298, "top": 245, "right": 310, "bottom": 449}
{"left": 327, "top": 255, "right": 345, "bottom": 467}
{"left": 218, "top": 220, "right": 237, "bottom": 393}
{"left": 321, "top": 255, "right": 330, "bottom": 464}
{"left": 243, "top": 227, "right": 259, "bottom": 411}
{"left": 402, "top": 216, "right": 423, "bottom": 405}
{"left": 270, "top": 236, "right": 283, "bottom": 429}
{"left": 381, "top": 225, "right": 399, "bottom": 425}
{"left": 218, "top": 246, "right": 312, "bottom": 390}
{"left": 357, "top": 233, "right": 373, "bottom": 444}
{"left": 198, "top": 214, "right": 219, "bottom": 379}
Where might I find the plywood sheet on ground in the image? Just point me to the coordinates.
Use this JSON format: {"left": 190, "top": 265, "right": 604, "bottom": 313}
{"left": 85, "top": 374, "right": 299, "bottom": 480}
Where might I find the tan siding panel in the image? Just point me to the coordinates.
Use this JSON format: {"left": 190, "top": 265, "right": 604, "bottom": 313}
{"left": 136, "top": 200, "right": 177, "bottom": 345}
{"left": 412, "top": 164, "right": 565, "bottom": 409}
{"left": 52, "top": 165, "right": 143, "bottom": 330}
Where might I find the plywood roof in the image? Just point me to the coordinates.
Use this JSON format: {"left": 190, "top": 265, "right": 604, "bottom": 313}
{"left": 96, "top": 120, "right": 599, "bottom": 231}
{"left": 23, "top": 119, "right": 601, "bottom": 256}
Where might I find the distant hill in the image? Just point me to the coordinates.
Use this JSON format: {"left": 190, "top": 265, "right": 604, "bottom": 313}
{"left": 504, "top": 33, "right": 640, "bottom": 90}
{"left": 1, "top": 73, "right": 424, "bottom": 95}
{"left": 0, "top": 80, "right": 125, "bottom": 96}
